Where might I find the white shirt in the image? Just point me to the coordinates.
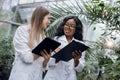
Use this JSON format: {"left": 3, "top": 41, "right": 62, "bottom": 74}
{"left": 44, "top": 35, "right": 85, "bottom": 80}
{"left": 9, "top": 25, "right": 45, "bottom": 80}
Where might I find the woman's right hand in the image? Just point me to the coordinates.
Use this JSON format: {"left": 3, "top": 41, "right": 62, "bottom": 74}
{"left": 54, "top": 48, "right": 61, "bottom": 54}
{"left": 54, "top": 48, "right": 61, "bottom": 63}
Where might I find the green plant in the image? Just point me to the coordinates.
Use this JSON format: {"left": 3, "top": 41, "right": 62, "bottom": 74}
{"left": 0, "top": 36, "right": 14, "bottom": 80}
{"left": 84, "top": 0, "right": 120, "bottom": 36}
{"left": 77, "top": 38, "right": 120, "bottom": 80}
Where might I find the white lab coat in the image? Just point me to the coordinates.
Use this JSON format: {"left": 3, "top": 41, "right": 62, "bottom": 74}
{"left": 9, "top": 25, "right": 46, "bottom": 80}
{"left": 44, "top": 35, "right": 85, "bottom": 80}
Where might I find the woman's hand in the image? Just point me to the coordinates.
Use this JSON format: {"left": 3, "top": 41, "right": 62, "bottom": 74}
{"left": 54, "top": 48, "right": 61, "bottom": 63}
{"left": 54, "top": 48, "right": 61, "bottom": 54}
{"left": 72, "top": 50, "right": 82, "bottom": 67}
{"left": 41, "top": 49, "right": 52, "bottom": 68}
{"left": 33, "top": 54, "right": 39, "bottom": 60}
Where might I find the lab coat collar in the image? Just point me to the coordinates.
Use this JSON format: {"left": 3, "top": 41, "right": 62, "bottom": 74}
{"left": 58, "top": 35, "right": 75, "bottom": 43}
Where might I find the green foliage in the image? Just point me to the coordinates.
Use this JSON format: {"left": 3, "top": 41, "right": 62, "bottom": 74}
{"left": 0, "top": 7, "right": 13, "bottom": 20}
{"left": 77, "top": 38, "right": 120, "bottom": 80}
{"left": 0, "top": 29, "right": 4, "bottom": 40}
{"left": 0, "top": 36, "right": 14, "bottom": 80}
{"left": 84, "top": 0, "right": 120, "bottom": 35}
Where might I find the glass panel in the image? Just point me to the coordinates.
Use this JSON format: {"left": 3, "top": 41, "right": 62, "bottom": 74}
{"left": 19, "top": 0, "right": 34, "bottom": 4}
{"left": 35, "top": 0, "right": 46, "bottom": 2}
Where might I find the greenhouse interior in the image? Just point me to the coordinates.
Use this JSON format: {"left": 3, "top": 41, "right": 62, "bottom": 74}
{"left": 0, "top": 0, "right": 120, "bottom": 80}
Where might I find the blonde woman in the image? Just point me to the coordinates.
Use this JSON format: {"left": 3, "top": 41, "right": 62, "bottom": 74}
{"left": 9, "top": 6, "right": 51, "bottom": 80}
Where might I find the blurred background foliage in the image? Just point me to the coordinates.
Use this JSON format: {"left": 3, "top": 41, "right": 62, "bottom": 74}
{"left": 77, "top": 38, "right": 120, "bottom": 80}
{"left": 0, "top": 0, "right": 120, "bottom": 80}
{"left": 0, "top": 36, "right": 14, "bottom": 80}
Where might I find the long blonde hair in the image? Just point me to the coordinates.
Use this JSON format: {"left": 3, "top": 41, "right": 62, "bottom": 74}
{"left": 28, "top": 6, "right": 50, "bottom": 48}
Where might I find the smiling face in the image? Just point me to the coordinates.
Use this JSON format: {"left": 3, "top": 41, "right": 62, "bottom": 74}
{"left": 42, "top": 13, "right": 51, "bottom": 29}
{"left": 63, "top": 19, "right": 76, "bottom": 38}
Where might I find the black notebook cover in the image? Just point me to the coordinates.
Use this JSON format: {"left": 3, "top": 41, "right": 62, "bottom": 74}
{"left": 32, "top": 37, "right": 61, "bottom": 56}
{"left": 52, "top": 40, "right": 89, "bottom": 61}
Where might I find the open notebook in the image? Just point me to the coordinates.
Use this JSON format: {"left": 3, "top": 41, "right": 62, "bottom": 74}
{"left": 32, "top": 37, "right": 61, "bottom": 56}
{"left": 52, "top": 40, "right": 89, "bottom": 61}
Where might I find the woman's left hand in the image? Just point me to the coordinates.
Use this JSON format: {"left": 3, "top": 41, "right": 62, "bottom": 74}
{"left": 72, "top": 50, "right": 82, "bottom": 67}
{"left": 41, "top": 49, "right": 52, "bottom": 68}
